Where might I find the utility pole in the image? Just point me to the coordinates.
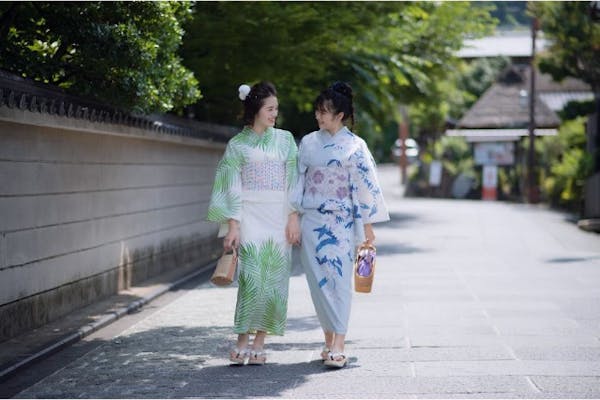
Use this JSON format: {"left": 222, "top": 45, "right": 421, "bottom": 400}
{"left": 527, "top": 17, "right": 540, "bottom": 203}
{"left": 398, "top": 105, "right": 409, "bottom": 185}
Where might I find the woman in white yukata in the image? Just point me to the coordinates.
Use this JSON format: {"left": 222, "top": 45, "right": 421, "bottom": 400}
{"left": 295, "top": 82, "right": 389, "bottom": 368}
{"left": 207, "top": 82, "right": 301, "bottom": 366}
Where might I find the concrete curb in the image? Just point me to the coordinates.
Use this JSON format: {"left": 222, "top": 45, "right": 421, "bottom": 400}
{"left": 0, "top": 262, "right": 215, "bottom": 381}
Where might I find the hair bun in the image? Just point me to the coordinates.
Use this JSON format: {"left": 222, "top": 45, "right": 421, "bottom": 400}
{"left": 331, "top": 81, "right": 353, "bottom": 99}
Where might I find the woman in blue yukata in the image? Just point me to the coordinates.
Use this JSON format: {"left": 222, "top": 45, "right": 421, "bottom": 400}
{"left": 295, "top": 82, "right": 389, "bottom": 368}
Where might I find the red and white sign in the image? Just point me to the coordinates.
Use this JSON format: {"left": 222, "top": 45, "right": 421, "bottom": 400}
{"left": 482, "top": 165, "right": 498, "bottom": 200}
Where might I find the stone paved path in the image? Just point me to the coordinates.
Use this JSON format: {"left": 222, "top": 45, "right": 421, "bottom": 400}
{"left": 14, "top": 165, "right": 600, "bottom": 398}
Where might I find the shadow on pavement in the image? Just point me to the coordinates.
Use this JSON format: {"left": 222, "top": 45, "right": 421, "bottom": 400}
{"left": 7, "top": 314, "right": 337, "bottom": 398}
{"left": 379, "top": 211, "right": 421, "bottom": 229}
{"left": 545, "top": 255, "right": 600, "bottom": 264}
{"left": 375, "top": 242, "right": 426, "bottom": 256}
{"left": 184, "top": 357, "right": 359, "bottom": 398}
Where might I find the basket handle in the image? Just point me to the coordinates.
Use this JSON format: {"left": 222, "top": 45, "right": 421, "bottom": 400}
{"left": 224, "top": 247, "right": 237, "bottom": 257}
{"left": 358, "top": 241, "right": 376, "bottom": 252}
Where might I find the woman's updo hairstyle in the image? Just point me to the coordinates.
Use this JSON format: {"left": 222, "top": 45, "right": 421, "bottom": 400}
{"left": 239, "top": 81, "right": 277, "bottom": 126}
{"left": 314, "top": 81, "right": 355, "bottom": 128}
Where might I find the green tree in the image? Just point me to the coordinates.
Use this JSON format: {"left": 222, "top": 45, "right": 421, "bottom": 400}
{"left": 530, "top": 2, "right": 599, "bottom": 108}
{"left": 182, "top": 2, "right": 494, "bottom": 148}
{"left": 539, "top": 118, "right": 592, "bottom": 211}
{"left": 474, "top": 1, "right": 531, "bottom": 28}
{"left": 530, "top": 1, "right": 599, "bottom": 206}
{"left": 0, "top": 1, "right": 200, "bottom": 113}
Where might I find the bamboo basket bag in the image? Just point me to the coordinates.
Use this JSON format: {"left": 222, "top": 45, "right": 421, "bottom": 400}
{"left": 354, "top": 242, "right": 376, "bottom": 293}
{"left": 210, "top": 248, "right": 238, "bottom": 286}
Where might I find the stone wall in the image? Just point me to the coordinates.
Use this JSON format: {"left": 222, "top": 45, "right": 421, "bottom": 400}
{"left": 0, "top": 88, "right": 233, "bottom": 341}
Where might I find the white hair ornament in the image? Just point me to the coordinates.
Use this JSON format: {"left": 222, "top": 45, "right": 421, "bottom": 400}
{"left": 238, "top": 84, "right": 251, "bottom": 101}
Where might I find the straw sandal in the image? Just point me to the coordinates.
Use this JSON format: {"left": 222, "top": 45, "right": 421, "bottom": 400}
{"left": 320, "top": 346, "right": 331, "bottom": 361}
{"left": 248, "top": 349, "right": 267, "bottom": 365}
{"left": 324, "top": 351, "right": 347, "bottom": 368}
{"left": 229, "top": 348, "right": 249, "bottom": 365}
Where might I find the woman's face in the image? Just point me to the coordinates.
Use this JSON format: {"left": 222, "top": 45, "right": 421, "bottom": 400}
{"left": 315, "top": 103, "right": 344, "bottom": 133}
{"left": 253, "top": 95, "right": 278, "bottom": 130}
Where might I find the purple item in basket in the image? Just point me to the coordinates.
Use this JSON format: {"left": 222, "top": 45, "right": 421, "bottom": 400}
{"left": 356, "top": 249, "right": 375, "bottom": 277}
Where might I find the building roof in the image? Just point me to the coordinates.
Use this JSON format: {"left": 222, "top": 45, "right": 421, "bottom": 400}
{"left": 457, "top": 64, "right": 573, "bottom": 130}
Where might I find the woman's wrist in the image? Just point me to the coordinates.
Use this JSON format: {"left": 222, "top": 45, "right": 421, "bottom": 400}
{"left": 228, "top": 219, "right": 240, "bottom": 229}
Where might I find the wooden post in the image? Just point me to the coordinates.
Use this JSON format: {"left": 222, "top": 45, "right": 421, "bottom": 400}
{"left": 527, "top": 17, "right": 540, "bottom": 203}
{"left": 398, "top": 105, "right": 409, "bottom": 185}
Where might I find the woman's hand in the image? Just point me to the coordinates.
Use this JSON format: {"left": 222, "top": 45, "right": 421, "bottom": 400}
{"left": 224, "top": 219, "right": 240, "bottom": 251}
{"left": 364, "top": 223, "right": 375, "bottom": 244}
{"left": 286, "top": 212, "right": 301, "bottom": 245}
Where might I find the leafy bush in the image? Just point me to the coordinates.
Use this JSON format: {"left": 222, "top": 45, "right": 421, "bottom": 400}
{"left": 406, "top": 136, "right": 478, "bottom": 198}
{"left": 539, "top": 117, "right": 592, "bottom": 212}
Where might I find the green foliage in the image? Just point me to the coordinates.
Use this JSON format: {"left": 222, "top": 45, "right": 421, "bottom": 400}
{"left": 0, "top": 1, "right": 200, "bottom": 113}
{"left": 458, "top": 56, "right": 511, "bottom": 102}
{"left": 181, "top": 1, "right": 494, "bottom": 150}
{"left": 539, "top": 118, "right": 593, "bottom": 211}
{"left": 405, "top": 50, "right": 506, "bottom": 156}
{"left": 530, "top": 2, "right": 600, "bottom": 94}
{"left": 558, "top": 100, "right": 596, "bottom": 121}
{"left": 406, "top": 135, "right": 478, "bottom": 198}
{"left": 473, "top": 1, "right": 531, "bottom": 28}
{"left": 432, "top": 136, "right": 476, "bottom": 179}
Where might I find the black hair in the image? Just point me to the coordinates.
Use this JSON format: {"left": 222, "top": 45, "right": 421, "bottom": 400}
{"left": 314, "top": 81, "right": 355, "bottom": 128}
{"left": 242, "top": 81, "right": 277, "bottom": 126}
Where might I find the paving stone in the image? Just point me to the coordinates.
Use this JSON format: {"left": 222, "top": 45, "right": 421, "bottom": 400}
{"left": 530, "top": 376, "right": 600, "bottom": 396}
{"left": 12, "top": 165, "right": 600, "bottom": 398}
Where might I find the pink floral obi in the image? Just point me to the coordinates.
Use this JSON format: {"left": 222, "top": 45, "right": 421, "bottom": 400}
{"left": 302, "top": 166, "right": 352, "bottom": 210}
{"left": 241, "top": 160, "right": 286, "bottom": 191}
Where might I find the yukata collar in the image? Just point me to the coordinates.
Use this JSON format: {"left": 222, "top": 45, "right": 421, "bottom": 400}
{"left": 319, "top": 126, "right": 350, "bottom": 140}
{"left": 243, "top": 126, "right": 274, "bottom": 136}
{"left": 242, "top": 126, "right": 275, "bottom": 145}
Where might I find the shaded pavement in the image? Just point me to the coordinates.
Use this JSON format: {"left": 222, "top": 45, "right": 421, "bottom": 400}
{"left": 6, "top": 164, "right": 600, "bottom": 398}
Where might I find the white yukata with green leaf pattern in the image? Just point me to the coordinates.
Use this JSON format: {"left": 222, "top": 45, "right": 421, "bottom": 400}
{"left": 207, "top": 126, "right": 298, "bottom": 336}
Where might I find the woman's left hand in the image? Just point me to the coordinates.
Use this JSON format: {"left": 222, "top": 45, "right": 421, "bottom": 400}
{"left": 286, "top": 212, "right": 301, "bottom": 245}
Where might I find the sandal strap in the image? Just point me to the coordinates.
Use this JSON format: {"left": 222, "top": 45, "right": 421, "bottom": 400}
{"left": 328, "top": 352, "right": 346, "bottom": 361}
{"left": 231, "top": 347, "right": 249, "bottom": 357}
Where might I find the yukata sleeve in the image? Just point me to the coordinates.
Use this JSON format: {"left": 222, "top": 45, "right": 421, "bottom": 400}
{"left": 288, "top": 139, "right": 307, "bottom": 214}
{"left": 284, "top": 132, "right": 301, "bottom": 214}
{"left": 349, "top": 140, "right": 390, "bottom": 224}
{"left": 207, "top": 140, "right": 243, "bottom": 237}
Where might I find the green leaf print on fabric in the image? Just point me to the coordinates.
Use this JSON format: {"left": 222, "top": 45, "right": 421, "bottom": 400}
{"left": 212, "top": 154, "right": 242, "bottom": 193}
{"left": 234, "top": 238, "right": 290, "bottom": 335}
{"left": 286, "top": 134, "right": 298, "bottom": 190}
{"left": 234, "top": 269, "right": 259, "bottom": 332}
{"left": 261, "top": 291, "right": 288, "bottom": 335}
{"left": 207, "top": 138, "right": 244, "bottom": 223}
{"left": 206, "top": 191, "right": 240, "bottom": 222}
{"left": 240, "top": 127, "right": 277, "bottom": 154}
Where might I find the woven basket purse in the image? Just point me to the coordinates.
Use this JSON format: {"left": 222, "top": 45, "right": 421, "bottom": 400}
{"left": 210, "top": 248, "right": 238, "bottom": 286}
{"left": 354, "top": 242, "right": 376, "bottom": 293}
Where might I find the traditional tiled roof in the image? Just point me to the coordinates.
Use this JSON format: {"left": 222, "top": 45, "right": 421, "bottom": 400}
{"left": 0, "top": 69, "right": 235, "bottom": 142}
{"left": 458, "top": 65, "right": 568, "bottom": 129}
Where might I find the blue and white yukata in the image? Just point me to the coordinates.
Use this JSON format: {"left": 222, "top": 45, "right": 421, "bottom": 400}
{"left": 295, "top": 126, "right": 389, "bottom": 334}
